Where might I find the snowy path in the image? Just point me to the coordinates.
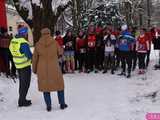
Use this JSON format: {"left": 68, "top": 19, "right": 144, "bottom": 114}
{"left": 0, "top": 63, "right": 160, "bottom": 120}
{"left": 0, "top": 48, "right": 160, "bottom": 120}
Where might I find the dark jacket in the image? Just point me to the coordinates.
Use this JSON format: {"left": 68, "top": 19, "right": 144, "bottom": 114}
{"left": 63, "top": 35, "right": 75, "bottom": 51}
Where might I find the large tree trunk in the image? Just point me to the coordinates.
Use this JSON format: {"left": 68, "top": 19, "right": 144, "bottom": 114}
{"left": 31, "top": 0, "right": 56, "bottom": 43}
{"left": 72, "top": 0, "right": 78, "bottom": 34}
{"left": 13, "top": 0, "right": 71, "bottom": 45}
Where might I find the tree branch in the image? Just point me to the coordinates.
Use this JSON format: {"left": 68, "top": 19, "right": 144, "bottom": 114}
{"left": 55, "top": 1, "right": 72, "bottom": 18}
{"left": 13, "top": 0, "right": 32, "bottom": 27}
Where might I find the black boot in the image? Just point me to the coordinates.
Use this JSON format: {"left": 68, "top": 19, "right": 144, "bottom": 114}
{"left": 111, "top": 70, "right": 115, "bottom": 74}
{"left": 94, "top": 70, "right": 98, "bottom": 73}
{"left": 62, "top": 70, "right": 66, "bottom": 74}
{"left": 118, "top": 72, "right": 126, "bottom": 76}
{"left": 47, "top": 106, "right": 52, "bottom": 112}
{"left": 126, "top": 74, "right": 131, "bottom": 78}
{"left": 103, "top": 70, "right": 107, "bottom": 74}
{"left": 60, "top": 104, "right": 68, "bottom": 110}
{"left": 18, "top": 100, "right": 32, "bottom": 107}
{"left": 132, "top": 67, "right": 136, "bottom": 71}
{"left": 86, "top": 69, "right": 90, "bottom": 73}
{"left": 25, "top": 99, "right": 32, "bottom": 104}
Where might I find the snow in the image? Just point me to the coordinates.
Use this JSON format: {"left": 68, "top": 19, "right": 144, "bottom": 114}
{"left": 63, "top": 13, "right": 73, "bottom": 27}
{"left": 6, "top": 4, "right": 16, "bottom": 10}
{"left": 52, "top": 0, "right": 71, "bottom": 12}
{"left": 0, "top": 48, "right": 160, "bottom": 120}
{"left": 17, "top": 0, "right": 71, "bottom": 18}
{"left": 31, "top": 0, "right": 40, "bottom": 6}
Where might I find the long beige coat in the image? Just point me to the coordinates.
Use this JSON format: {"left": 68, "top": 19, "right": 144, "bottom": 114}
{"left": 32, "top": 28, "right": 64, "bottom": 92}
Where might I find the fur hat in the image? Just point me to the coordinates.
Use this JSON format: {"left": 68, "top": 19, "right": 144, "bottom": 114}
{"left": 121, "top": 24, "right": 128, "bottom": 31}
{"left": 41, "top": 28, "right": 51, "bottom": 35}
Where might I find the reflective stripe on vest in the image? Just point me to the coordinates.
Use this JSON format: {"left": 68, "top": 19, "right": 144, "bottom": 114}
{"left": 9, "top": 38, "right": 31, "bottom": 69}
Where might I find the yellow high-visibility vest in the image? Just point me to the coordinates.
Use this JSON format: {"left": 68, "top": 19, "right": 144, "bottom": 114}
{"left": 9, "top": 38, "right": 31, "bottom": 69}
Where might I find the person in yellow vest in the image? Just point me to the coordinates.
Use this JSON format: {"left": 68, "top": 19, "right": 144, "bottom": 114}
{"left": 9, "top": 27, "right": 32, "bottom": 107}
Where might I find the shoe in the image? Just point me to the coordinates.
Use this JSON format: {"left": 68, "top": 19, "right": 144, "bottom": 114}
{"left": 79, "top": 70, "right": 82, "bottom": 73}
{"left": 18, "top": 100, "right": 32, "bottom": 107}
{"left": 103, "top": 70, "right": 107, "bottom": 74}
{"left": 138, "top": 70, "right": 142, "bottom": 75}
{"left": 60, "top": 104, "right": 68, "bottom": 110}
{"left": 47, "top": 106, "right": 52, "bottom": 112}
{"left": 86, "top": 70, "right": 90, "bottom": 73}
{"left": 118, "top": 72, "right": 126, "bottom": 76}
{"left": 62, "top": 70, "right": 66, "bottom": 74}
{"left": 25, "top": 99, "right": 31, "bottom": 103}
{"left": 111, "top": 70, "right": 115, "bottom": 74}
{"left": 126, "top": 74, "right": 131, "bottom": 78}
{"left": 141, "top": 70, "right": 145, "bottom": 74}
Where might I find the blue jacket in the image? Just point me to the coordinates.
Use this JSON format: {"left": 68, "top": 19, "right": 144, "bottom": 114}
{"left": 20, "top": 43, "right": 32, "bottom": 59}
{"left": 118, "top": 30, "right": 135, "bottom": 51}
{"left": 15, "top": 35, "right": 32, "bottom": 59}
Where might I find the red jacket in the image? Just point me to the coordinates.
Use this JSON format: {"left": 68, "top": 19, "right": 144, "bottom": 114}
{"left": 136, "top": 35, "right": 149, "bottom": 53}
{"left": 111, "top": 31, "right": 120, "bottom": 38}
{"left": 76, "top": 37, "right": 86, "bottom": 49}
{"left": 96, "top": 27, "right": 102, "bottom": 34}
{"left": 0, "top": 37, "right": 10, "bottom": 48}
{"left": 87, "top": 34, "right": 96, "bottom": 48}
{"left": 145, "top": 32, "right": 154, "bottom": 50}
{"left": 55, "top": 36, "right": 64, "bottom": 47}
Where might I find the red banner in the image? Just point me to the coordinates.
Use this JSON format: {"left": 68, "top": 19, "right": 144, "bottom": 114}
{"left": 0, "top": 0, "right": 7, "bottom": 29}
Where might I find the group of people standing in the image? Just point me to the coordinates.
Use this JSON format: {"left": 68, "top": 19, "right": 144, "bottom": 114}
{"left": 55, "top": 24, "right": 158, "bottom": 78}
{"left": 1, "top": 23, "right": 160, "bottom": 112}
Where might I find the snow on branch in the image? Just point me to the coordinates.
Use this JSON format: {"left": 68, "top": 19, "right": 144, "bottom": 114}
{"left": 52, "top": 0, "right": 71, "bottom": 12}
{"left": 31, "top": 0, "right": 40, "bottom": 6}
{"left": 17, "top": 0, "right": 71, "bottom": 17}
{"left": 63, "top": 13, "right": 73, "bottom": 27}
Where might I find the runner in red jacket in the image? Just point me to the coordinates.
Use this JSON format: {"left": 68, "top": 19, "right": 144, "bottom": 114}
{"left": 76, "top": 31, "right": 87, "bottom": 72}
{"left": 136, "top": 28, "right": 149, "bottom": 74}
{"left": 55, "top": 31, "right": 65, "bottom": 73}
{"left": 86, "top": 25, "right": 97, "bottom": 73}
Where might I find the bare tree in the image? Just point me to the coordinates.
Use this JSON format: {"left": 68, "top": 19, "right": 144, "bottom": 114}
{"left": 12, "top": 0, "right": 71, "bottom": 44}
{"left": 120, "top": 0, "right": 144, "bottom": 26}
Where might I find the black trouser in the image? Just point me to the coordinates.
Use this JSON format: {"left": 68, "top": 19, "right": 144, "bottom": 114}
{"left": 119, "top": 51, "right": 132, "bottom": 74}
{"left": 137, "top": 53, "right": 146, "bottom": 69}
{"left": 146, "top": 50, "right": 150, "bottom": 67}
{"left": 104, "top": 54, "right": 115, "bottom": 71}
{"left": 74, "top": 51, "right": 78, "bottom": 70}
{"left": 131, "top": 51, "right": 137, "bottom": 70}
{"left": 1, "top": 48, "right": 10, "bottom": 76}
{"left": 10, "top": 58, "right": 16, "bottom": 76}
{"left": 9, "top": 51, "right": 17, "bottom": 77}
{"left": 59, "top": 57, "right": 65, "bottom": 73}
{"left": 78, "top": 53, "right": 86, "bottom": 70}
{"left": 17, "top": 66, "right": 31, "bottom": 104}
{"left": 115, "top": 48, "right": 121, "bottom": 69}
{"left": 87, "top": 48, "right": 96, "bottom": 71}
{"left": 95, "top": 47, "right": 104, "bottom": 70}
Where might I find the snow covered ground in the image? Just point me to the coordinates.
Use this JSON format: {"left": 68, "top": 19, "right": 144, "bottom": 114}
{"left": 0, "top": 49, "right": 160, "bottom": 120}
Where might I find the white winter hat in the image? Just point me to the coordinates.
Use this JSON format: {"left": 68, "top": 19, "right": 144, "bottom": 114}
{"left": 121, "top": 24, "right": 128, "bottom": 31}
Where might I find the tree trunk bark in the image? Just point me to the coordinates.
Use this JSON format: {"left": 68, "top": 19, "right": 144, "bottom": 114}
{"left": 13, "top": 0, "right": 71, "bottom": 45}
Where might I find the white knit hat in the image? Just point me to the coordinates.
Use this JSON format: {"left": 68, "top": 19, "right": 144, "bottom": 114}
{"left": 121, "top": 24, "right": 128, "bottom": 31}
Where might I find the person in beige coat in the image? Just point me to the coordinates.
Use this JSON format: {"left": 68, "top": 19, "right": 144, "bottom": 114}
{"left": 32, "top": 28, "right": 68, "bottom": 112}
